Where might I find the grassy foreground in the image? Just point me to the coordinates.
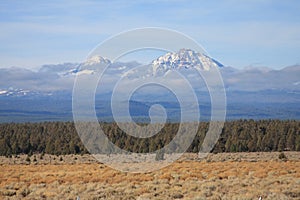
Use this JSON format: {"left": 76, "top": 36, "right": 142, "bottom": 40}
{"left": 0, "top": 152, "right": 299, "bottom": 200}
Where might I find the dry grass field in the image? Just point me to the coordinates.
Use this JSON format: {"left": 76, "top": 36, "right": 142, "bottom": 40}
{"left": 0, "top": 152, "right": 299, "bottom": 200}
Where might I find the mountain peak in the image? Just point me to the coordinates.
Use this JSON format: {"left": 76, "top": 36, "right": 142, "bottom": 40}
{"left": 84, "top": 55, "right": 111, "bottom": 66}
{"left": 151, "top": 49, "right": 223, "bottom": 76}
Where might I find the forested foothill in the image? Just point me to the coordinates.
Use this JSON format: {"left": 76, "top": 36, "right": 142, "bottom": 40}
{"left": 0, "top": 120, "right": 299, "bottom": 157}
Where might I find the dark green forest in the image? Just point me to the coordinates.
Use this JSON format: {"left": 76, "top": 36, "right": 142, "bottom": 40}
{"left": 0, "top": 120, "right": 299, "bottom": 156}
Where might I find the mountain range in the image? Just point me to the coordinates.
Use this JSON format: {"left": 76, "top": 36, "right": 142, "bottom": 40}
{"left": 0, "top": 49, "right": 299, "bottom": 122}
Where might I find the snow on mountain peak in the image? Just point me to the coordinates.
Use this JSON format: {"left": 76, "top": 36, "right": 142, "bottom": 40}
{"left": 151, "top": 48, "right": 223, "bottom": 76}
{"left": 60, "top": 55, "right": 112, "bottom": 77}
{"left": 84, "top": 55, "right": 111, "bottom": 66}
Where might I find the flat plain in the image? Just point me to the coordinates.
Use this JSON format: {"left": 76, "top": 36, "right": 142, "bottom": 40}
{"left": 0, "top": 152, "right": 299, "bottom": 200}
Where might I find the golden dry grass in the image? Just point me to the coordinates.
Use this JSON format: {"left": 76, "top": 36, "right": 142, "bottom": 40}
{"left": 0, "top": 152, "right": 299, "bottom": 199}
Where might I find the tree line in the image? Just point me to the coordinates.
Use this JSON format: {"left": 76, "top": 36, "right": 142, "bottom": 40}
{"left": 0, "top": 120, "right": 299, "bottom": 156}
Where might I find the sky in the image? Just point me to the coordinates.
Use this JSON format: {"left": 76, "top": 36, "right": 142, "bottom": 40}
{"left": 0, "top": 0, "right": 299, "bottom": 70}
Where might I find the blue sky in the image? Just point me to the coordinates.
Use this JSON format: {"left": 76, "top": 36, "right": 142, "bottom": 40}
{"left": 0, "top": 0, "right": 299, "bottom": 69}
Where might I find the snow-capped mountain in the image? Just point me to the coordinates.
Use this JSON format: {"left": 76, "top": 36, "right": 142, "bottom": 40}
{"left": 151, "top": 49, "right": 223, "bottom": 76}
{"left": 121, "top": 49, "right": 224, "bottom": 78}
{"left": 83, "top": 55, "right": 111, "bottom": 66}
{"left": 60, "top": 55, "right": 112, "bottom": 77}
